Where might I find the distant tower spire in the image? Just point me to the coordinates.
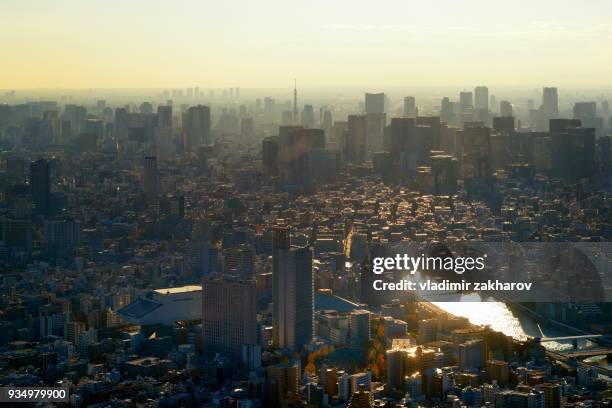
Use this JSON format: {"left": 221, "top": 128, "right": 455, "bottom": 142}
{"left": 293, "top": 79, "right": 298, "bottom": 125}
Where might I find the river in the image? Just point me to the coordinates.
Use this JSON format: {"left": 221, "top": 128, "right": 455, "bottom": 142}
{"left": 432, "top": 295, "right": 610, "bottom": 368}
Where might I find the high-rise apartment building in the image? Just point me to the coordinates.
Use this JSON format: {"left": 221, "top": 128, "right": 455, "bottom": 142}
{"left": 272, "top": 226, "right": 314, "bottom": 351}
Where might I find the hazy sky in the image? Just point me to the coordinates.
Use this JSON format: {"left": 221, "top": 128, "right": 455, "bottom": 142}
{"left": 2, "top": 0, "right": 612, "bottom": 89}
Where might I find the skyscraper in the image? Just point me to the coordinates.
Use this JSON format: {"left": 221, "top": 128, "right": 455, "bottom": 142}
{"left": 459, "top": 91, "right": 474, "bottom": 112}
{"left": 403, "top": 96, "right": 418, "bottom": 117}
{"left": 474, "top": 86, "right": 489, "bottom": 111}
{"left": 573, "top": 102, "right": 597, "bottom": 121}
{"left": 388, "top": 117, "right": 416, "bottom": 168}
{"left": 262, "top": 136, "right": 280, "bottom": 177}
{"left": 202, "top": 276, "right": 258, "bottom": 361}
{"left": 143, "top": 156, "right": 158, "bottom": 200}
{"left": 301, "top": 105, "right": 315, "bottom": 128}
{"left": 278, "top": 126, "right": 325, "bottom": 185}
{"left": 272, "top": 226, "right": 314, "bottom": 351}
{"left": 345, "top": 115, "right": 367, "bottom": 164}
{"left": 499, "top": 100, "right": 513, "bottom": 117}
{"left": 364, "top": 93, "right": 385, "bottom": 114}
{"left": 365, "top": 112, "right": 386, "bottom": 152}
{"left": 30, "top": 158, "right": 50, "bottom": 217}
{"left": 542, "top": 87, "right": 559, "bottom": 120}
{"left": 182, "top": 105, "right": 211, "bottom": 149}
{"left": 440, "top": 97, "right": 455, "bottom": 124}
{"left": 157, "top": 105, "right": 172, "bottom": 128}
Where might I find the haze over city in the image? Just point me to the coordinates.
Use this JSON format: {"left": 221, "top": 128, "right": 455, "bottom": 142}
{"left": 2, "top": 1, "right": 612, "bottom": 407}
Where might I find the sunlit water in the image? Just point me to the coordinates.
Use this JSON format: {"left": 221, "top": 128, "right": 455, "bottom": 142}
{"left": 434, "top": 298, "right": 532, "bottom": 342}
{"left": 432, "top": 294, "right": 598, "bottom": 352}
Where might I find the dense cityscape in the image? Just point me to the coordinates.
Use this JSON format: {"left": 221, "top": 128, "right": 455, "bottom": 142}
{"left": 0, "top": 82, "right": 611, "bottom": 407}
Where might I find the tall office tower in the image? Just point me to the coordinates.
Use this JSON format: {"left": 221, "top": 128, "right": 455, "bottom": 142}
{"left": 157, "top": 105, "right": 172, "bottom": 128}
{"left": 459, "top": 91, "right": 474, "bottom": 112}
{"left": 403, "top": 96, "right": 418, "bottom": 117}
{"left": 330, "top": 120, "right": 348, "bottom": 148}
{"left": 143, "top": 156, "right": 158, "bottom": 199}
{"left": 461, "top": 125, "right": 491, "bottom": 181}
{"left": 550, "top": 120, "right": 596, "bottom": 181}
{"left": 140, "top": 102, "right": 153, "bottom": 114}
{"left": 60, "top": 120, "right": 71, "bottom": 143}
{"left": 473, "top": 86, "right": 489, "bottom": 123}
{"left": 279, "top": 126, "right": 325, "bottom": 185}
{"left": 85, "top": 118, "right": 104, "bottom": 141}
{"left": 573, "top": 102, "right": 597, "bottom": 120}
{"left": 114, "top": 107, "right": 128, "bottom": 140}
{"left": 474, "top": 86, "right": 489, "bottom": 110}
{"left": 272, "top": 226, "right": 314, "bottom": 351}
{"left": 345, "top": 115, "right": 367, "bottom": 164}
{"left": 387, "top": 117, "right": 416, "bottom": 168}
{"left": 262, "top": 136, "right": 280, "bottom": 177}
{"left": 416, "top": 116, "right": 441, "bottom": 151}
{"left": 573, "top": 102, "right": 604, "bottom": 135}
{"left": 322, "top": 110, "right": 333, "bottom": 137}
{"left": 301, "top": 104, "right": 315, "bottom": 128}
{"left": 42, "top": 110, "right": 60, "bottom": 144}
{"left": 30, "top": 158, "right": 51, "bottom": 217}
{"left": 440, "top": 97, "right": 454, "bottom": 124}
{"left": 365, "top": 92, "right": 385, "bottom": 114}
{"left": 499, "top": 100, "right": 513, "bottom": 117}
{"left": 542, "top": 87, "right": 559, "bottom": 120}
{"left": 365, "top": 112, "right": 386, "bottom": 152}
{"left": 602, "top": 101, "right": 610, "bottom": 118}
{"left": 202, "top": 276, "right": 257, "bottom": 361}
{"left": 182, "top": 105, "right": 211, "bottom": 149}
{"left": 264, "top": 97, "right": 276, "bottom": 114}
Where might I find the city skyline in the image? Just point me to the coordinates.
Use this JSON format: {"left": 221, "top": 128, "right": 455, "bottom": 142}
{"left": 2, "top": 1, "right": 612, "bottom": 406}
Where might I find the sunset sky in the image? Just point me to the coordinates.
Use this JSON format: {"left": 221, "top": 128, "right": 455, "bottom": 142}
{"left": 2, "top": 0, "right": 612, "bottom": 89}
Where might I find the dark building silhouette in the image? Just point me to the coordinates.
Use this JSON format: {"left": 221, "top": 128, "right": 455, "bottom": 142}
{"left": 30, "top": 158, "right": 50, "bottom": 217}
